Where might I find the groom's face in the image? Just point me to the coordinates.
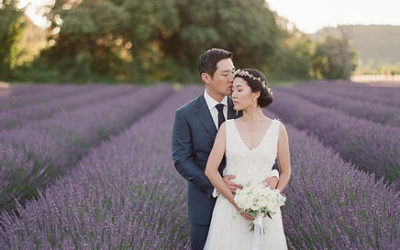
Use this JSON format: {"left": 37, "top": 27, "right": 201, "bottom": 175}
{"left": 208, "top": 58, "right": 235, "bottom": 97}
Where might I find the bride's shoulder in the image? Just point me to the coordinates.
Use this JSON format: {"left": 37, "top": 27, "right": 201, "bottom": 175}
{"left": 273, "top": 119, "right": 288, "bottom": 139}
{"left": 272, "top": 118, "right": 282, "bottom": 125}
{"left": 267, "top": 118, "right": 286, "bottom": 133}
{"left": 263, "top": 116, "right": 279, "bottom": 125}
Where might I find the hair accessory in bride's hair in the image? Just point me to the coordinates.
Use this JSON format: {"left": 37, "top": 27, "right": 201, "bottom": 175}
{"left": 234, "top": 69, "right": 273, "bottom": 96}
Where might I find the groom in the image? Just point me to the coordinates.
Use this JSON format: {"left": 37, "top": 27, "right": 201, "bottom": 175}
{"left": 172, "top": 48, "right": 279, "bottom": 250}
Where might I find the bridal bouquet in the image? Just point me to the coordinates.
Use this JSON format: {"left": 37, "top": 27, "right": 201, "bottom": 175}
{"left": 234, "top": 181, "right": 286, "bottom": 230}
{"left": 234, "top": 181, "right": 286, "bottom": 249}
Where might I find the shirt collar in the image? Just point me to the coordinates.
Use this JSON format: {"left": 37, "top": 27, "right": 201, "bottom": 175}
{"left": 204, "top": 90, "right": 228, "bottom": 110}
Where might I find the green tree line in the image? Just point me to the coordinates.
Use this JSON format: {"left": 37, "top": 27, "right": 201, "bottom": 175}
{"left": 1, "top": 0, "right": 357, "bottom": 83}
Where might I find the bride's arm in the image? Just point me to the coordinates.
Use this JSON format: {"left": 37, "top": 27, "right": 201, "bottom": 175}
{"left": 276, "top": 122, "right": 291, "bottom": 192}
{"left": 205, "top": 123, "right": 239, "bottom": 209}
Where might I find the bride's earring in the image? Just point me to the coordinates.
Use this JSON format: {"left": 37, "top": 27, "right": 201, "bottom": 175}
{"left": 236, "top": 110, "right": 239, "bottom": 116}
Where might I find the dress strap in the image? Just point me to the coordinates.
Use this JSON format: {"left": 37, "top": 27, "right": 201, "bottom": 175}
{"left": 225, "top": 119, "right": 234, "bottom": 151}
{"left": 271, "top": 119, "right": 281, "bottom": 142}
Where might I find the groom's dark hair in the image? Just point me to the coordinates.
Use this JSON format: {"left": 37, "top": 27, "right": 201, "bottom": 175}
{"left": 198, "top": 48, "right": 233, "bottom": 78}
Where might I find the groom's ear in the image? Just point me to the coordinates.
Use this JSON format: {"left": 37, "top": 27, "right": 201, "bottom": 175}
{"left": 201, "top": 72, "right": 212, "bottom": 84}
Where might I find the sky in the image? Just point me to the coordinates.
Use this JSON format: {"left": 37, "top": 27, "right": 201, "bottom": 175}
{"left": 18, "top": 0, "right": 54, "bottom": 27}
{"left": 267, "top": 0, "right": 400, "bottom": 33}
{"left": 18, "top": 0, "right": 400, "bottom": 33}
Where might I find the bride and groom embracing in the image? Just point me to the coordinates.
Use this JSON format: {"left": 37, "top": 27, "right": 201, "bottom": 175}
{"left": 172, "top": 48, "right": 291, "bottom": 250}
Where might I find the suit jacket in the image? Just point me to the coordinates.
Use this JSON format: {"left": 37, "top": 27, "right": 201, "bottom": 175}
{"left": 172, "top": 94, "right": 278, "bottom": 225}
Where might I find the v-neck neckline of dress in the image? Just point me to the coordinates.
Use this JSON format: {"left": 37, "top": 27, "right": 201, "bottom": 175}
{"left": 232, "top": 119, "right": 275, "bottom": 152}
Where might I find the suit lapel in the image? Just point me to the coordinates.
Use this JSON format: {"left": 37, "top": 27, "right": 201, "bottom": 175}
{"left": 195, "top": 95, "right": 217, "bottom": 137}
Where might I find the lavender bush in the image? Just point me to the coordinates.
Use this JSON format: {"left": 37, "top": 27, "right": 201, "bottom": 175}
{"left": 0, "top": 86, "right": 202, "bottom": 249}
{"left": 278, "top": 86, "right": 400, "bottom": 128}
{"left": 0, "top": 85, "right": 138, "bottom": 131}
{"left": 0, "top": 85, "right": 48, "bottom": 98}
{"left": 0, "top": 85, "right": 97, "bottom": 112}
{"left": 0, "top": 85, "right": 173, "bottom": 211}
{"left": 269, "top": 90, "right": 400, "bottom": 185}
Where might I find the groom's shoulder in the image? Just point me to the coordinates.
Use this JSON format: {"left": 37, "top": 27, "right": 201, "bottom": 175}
{"left": 176, "top": 95, "right": 202, "bottom": 114}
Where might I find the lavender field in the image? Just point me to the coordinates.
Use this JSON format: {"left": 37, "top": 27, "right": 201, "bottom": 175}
{"left": 0, "top": 82, "right": 399, "bottom": 249}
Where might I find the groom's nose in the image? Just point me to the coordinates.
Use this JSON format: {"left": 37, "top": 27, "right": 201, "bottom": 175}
{"left": 228, "top": 74, "right": 234, "bottom": 82}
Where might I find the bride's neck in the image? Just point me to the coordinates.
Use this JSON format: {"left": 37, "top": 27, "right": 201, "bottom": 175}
{"left": 241, "top": 106, "right": 265, "bottom": 123}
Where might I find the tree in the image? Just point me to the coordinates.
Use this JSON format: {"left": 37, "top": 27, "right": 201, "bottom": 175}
{"left": 0, "top": 0, "right": 25, "bottom": 79}
{"left": 311, "top": 36, "right": 358, "bottom": 79}
{"left": 37, "top": 0, "right": 285, "bottom": 82}
{"left": 160, "top": 0, "right": 283, "bottom": 80}
{"left": 270, "top": 22, "right": 313, "bottom": 80}
{"left": 14, "top": 0, "right": 314, "bottom": 83}
{"left": 35, "top": 0, "right": 179, "bottom": 82}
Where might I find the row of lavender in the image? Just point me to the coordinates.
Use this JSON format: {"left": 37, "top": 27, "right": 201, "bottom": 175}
{"left": 0, "top": 84, "right": 50, "bottom": 98}
{"left": 0, "top": 85, "right": 138, "bottom": 131}
{"left": 0, "top": 85, "right": 99, "bottom": 112}
{"left": 277, "top": 85, "right": 400, "bottom": 128}
{"left": 268, "top": 90, "right": 400, "bottom": 186}
{"left": 296, "top": 80, "right": 400, "bottom": 108}
{"left": 1, "top": 86, "right": 398, "bottom": 249}
{"left": 0, "top": 85, "right": 173, "bottom": 211}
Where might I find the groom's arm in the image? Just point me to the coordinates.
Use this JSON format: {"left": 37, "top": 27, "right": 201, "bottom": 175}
{"left": 172, "top": 110, "right": 214, "bottom": 197}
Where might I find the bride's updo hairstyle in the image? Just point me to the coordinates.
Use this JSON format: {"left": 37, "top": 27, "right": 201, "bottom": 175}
{"left": 234, "top": 68, "right": 273, "bottom": 108}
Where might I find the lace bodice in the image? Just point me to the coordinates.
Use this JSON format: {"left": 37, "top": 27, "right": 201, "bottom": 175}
{"left": 223, "top": 119, "right": 281, "bottom": 185}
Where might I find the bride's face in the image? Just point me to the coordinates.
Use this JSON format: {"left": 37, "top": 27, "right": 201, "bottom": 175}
{"left": 232, "top": 77, "right": 259, "bottom": 111}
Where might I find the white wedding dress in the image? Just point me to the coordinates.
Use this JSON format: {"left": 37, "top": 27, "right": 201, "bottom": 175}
{"left": 204, "top": 119, "right": 288, "bottom": 250}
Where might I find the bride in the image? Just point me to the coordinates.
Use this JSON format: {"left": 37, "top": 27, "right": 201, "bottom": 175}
{"left": 204, "top": 69, "right": 291, "bottom": 250}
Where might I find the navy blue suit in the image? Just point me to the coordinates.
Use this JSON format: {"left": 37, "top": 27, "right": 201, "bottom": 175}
{"left": 172, "top": 94, "right": 279, "bottom": 249}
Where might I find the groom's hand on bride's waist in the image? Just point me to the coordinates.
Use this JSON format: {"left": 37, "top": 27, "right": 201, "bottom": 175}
{"left": 223, "top": 175, "right": 242, "bottom": 194}
{"left": 264, "top": 176, "right": 279, "bottom": 189}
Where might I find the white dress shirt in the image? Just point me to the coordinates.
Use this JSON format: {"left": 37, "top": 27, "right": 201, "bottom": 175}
{"left": 203, "top": 90, "right": 228, "bottom": 129}
{"left": 203, "top": 90, "right": 279, "bottom": 198}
